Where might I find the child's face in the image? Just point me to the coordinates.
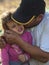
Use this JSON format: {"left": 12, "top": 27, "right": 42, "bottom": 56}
{"left": 6, "top": 20, "right": 24, "bottom": 35}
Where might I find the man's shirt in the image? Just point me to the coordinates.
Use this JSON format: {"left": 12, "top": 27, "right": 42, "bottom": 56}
{"left": 29, "top": 12, "right": 49, "bottom": 65}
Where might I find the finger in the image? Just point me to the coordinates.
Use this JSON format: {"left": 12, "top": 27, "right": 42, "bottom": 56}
{"left": 1, "top": 38, "right": 6, "bottom": 45}
{"left": 5, "top": 30, "right": 17, "bottom": 35}
{"left": 0, "top": 37, "right": 6, "bottom": 44}
{"left": 0, "top": 37, "right": 1, "bottom": 40}
{"left": 4, "top": 30, "right": 11, "bottom": 36}
{"left": 5, "top": 30, "right": 12, "bottom": 34}
{"left": 3, "top": 33, "right": 9, "bottom": 40}
{"left": 3, "top": 32, "right": 8, "bottom": 37}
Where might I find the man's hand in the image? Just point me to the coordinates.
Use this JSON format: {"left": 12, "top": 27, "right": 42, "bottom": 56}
{"left": 3, "top": 30, "right": 20, "bottom": 45}
{"left": 0, "top": 37, "right": 6, "bottom": 48}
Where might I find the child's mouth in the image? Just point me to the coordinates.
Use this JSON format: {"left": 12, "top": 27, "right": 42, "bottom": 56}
{"left": 18, "top": 28, "right": 23, "bottom": 32}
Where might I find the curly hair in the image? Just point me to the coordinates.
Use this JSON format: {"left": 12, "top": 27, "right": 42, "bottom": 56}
{"left": 2, "top": 13, "right": 12, "bottom": 30}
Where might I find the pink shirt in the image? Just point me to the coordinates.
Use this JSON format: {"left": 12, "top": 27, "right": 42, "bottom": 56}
{"left": 1, "top": 31, "right": 32, "bottom": 65}
{"left": 9, "top": 31, "right": 32, "bottom": 61}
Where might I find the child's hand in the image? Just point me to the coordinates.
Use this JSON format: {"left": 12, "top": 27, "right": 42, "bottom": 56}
{"left": 18, "top": 54, "right": 26, "bottom": 62}
{"left": 0, "top": 37, "right": 6, "bottom": 48}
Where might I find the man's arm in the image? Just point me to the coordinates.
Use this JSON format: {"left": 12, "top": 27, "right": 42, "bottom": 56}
{"left": 4, "top": 30, "right": 49, "bottom": 62}
{"left": 15, "top": 37, "right": 49, "bottom": 62}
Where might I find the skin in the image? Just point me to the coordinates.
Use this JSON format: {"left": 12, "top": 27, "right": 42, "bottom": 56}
{"left": 3, "top": 14, "right": 49, "bottom": 63}
{"left": 0, "top": 37, "right": 6, "bottom": 48}
{"left": 6, "top": 20, "right": 24, "bottom": 35}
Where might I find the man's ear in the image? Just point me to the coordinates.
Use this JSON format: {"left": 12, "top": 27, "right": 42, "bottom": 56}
{"left": 36, "top": 14, "right": 44, "bottom": 22}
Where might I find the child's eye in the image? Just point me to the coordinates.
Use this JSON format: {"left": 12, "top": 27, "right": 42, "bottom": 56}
{"left": 12, "top": 25, "right": 16, "bottom": 28}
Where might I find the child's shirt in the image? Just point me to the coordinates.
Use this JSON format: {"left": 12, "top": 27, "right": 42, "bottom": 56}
{"left": 1, "top": 31, "right": 32, "bottom": 65}
{"left": 8, "top": 31, "right": 32, "bottom": 61}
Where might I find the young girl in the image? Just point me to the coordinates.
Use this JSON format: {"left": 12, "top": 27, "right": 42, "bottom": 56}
{"left": 1, "top": 13, "right": 33, "bottom": 65}
{"left": 0, "top": 17, "right": 9, "bottom": 65}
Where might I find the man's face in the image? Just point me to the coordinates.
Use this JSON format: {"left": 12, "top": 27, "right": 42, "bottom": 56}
{"left": 24, "top": 14, "right": 43, "bottom": 28}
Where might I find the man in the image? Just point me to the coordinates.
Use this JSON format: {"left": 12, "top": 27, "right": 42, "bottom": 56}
{"left": 3, "top": 0, "right": 49, "bottom": 65}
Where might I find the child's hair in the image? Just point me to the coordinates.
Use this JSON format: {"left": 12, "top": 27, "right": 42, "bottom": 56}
{"left": 2, "top": 13, "right": 12, "bottom": 30}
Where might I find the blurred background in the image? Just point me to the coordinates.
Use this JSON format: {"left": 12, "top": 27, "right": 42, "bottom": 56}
{"left": 0, "top": 0, "right": 21, "bottom": 14}
{"left": 45, "top": 0, "right": 49, "bottom": 11}
{"left": 0, "top": 0, "right": 49, "bottom": 14}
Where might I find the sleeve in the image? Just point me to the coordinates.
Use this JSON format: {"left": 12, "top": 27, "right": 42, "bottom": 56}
{"left": 40, "top": 19, "right": 49, "bottom": 52}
